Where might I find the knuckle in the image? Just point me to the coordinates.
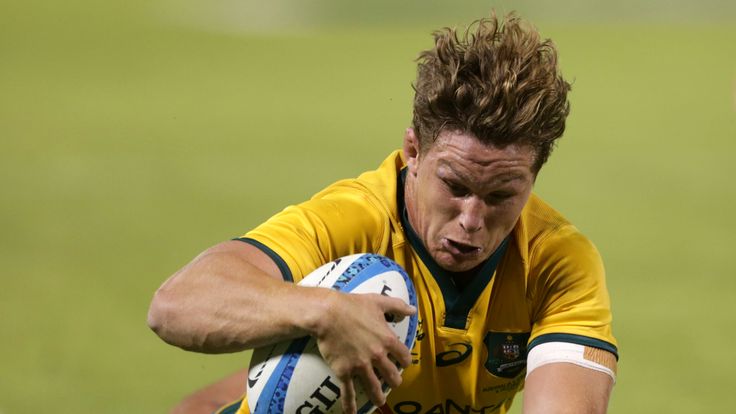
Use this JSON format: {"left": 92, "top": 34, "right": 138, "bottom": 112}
{"left": 334, "top": 362, "right": 356, "bottom": 379}
{"left": 378, "top": 330, "right": 396, "bottom": 346}
{"left": 334, "top": 367, "right": 350, "bottom": 379}
{"left": 345, "top": 359, "right": 369, "bottom": 377}
{"left": 370, "top": 346, "right": 385, "bottom": 362}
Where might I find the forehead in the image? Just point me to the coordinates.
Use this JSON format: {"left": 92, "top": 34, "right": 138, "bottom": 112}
{"left": 426, "top": 131, "right": 536, "bottom": 182}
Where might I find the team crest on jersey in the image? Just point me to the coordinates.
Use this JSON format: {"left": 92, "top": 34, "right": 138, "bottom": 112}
{"left": 483, "top": 331, "right": 530, "bottom": 378}
{"left": 501, "top": 339, "right": 520, "bottom": 360}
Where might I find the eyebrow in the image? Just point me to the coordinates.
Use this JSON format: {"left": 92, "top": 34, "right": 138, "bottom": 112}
{"left": 438, "top": 161, "right": 526, "bottom": 185}
{"left": 494, "top": 173, "right": 526, "bottom": 184}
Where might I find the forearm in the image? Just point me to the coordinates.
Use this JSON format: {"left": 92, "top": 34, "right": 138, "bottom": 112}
{"left": 147, "top": 241, "right": 330, "bottom": 353}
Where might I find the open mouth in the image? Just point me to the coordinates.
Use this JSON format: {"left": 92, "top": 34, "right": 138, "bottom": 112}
{"left": 446, "top": 239, "right": 481, "bottom": 255}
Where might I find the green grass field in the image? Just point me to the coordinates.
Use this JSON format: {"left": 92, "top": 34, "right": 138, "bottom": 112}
{"left": 2, "top": 1, "right": 735, "bottom": 412}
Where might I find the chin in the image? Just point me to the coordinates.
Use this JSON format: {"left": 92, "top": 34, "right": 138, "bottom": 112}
{"left": 435, "top": 255, "right": 482, "bottom": 273}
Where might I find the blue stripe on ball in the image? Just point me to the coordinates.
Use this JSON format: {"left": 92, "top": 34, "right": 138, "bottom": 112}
{"left": 254, "top": 336, "right": 310, "bottom": 414}
{"left": 332, "top": 254, "right": 383, "bottom": 291}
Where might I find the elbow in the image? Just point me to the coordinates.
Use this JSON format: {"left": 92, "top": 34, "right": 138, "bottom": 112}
{"left": 147, "top": 287, "right": 189, "bottom": 348}
{"left": 146, "top": 291, "right": 167, "bottom": 338}
{"left": 147, "top": 285, "right": 217, "bottom": 353}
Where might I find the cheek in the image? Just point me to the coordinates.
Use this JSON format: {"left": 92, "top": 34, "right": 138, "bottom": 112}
{"left": 419, "top": 194, "right": 458, "bottom": 229}
{"left": 488, "top": 208, "right": 517, "bottom": 231}
{"left": 419, "top": 182, "right": 453, "bottom": 213}
{"left": 489, "top": 199, "right": 528, "bottom": 229}
{"left": 431, "top": 205, "right": 463, "bottom": 238}
{"left": 426, "top": 192, "right": 458, "bottom": 215}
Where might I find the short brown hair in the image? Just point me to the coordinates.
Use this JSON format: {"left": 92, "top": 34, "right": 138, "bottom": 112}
{"left": 412, "top": 13, "right": 571, "bottom": 172}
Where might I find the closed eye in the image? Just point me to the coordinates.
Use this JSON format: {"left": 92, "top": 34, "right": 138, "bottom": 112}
{"left": 485, "top": 192, "right": 514, "bottom": 204}
{"left": 444, "top": 180, "right": 470, "bottom": 197}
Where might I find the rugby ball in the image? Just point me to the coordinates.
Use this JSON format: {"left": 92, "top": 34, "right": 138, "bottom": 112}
{"left": 246, "top": 253, "right": 418, "bottom": 414}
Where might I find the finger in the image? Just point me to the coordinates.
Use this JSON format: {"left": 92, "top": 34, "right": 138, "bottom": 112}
{"left": 385, "top": 335, "right": 412, "bottom": 369}
{"left": 340, "top": 376, "right": 357, "bottom": 414}
{"left": 373, "top": 353, "right": 403, "bottom": 389}
{"left": 377, "top": 295, "right": 417, "bottom": 318}
{"left": 359, "top": 365, "right": 386, "bottom": 408}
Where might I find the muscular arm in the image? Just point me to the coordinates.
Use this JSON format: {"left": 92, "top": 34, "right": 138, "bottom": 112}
{"left": 522, "top": 361, "right": 614, "bottom": 414}
{"left": 148, "top": 240, "right": 415, "bottom": 413}
{"left": 147, "top": 240, "right": 329, "bottom": 352}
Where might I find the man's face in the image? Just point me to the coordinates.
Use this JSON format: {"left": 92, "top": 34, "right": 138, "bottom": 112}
{"left": 403, "top": 129, "right": 536, "bottom": 272}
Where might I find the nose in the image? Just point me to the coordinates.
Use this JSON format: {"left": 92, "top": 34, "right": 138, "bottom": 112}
{"left": 459, "top": 197, "right": 484, "bottom": 233}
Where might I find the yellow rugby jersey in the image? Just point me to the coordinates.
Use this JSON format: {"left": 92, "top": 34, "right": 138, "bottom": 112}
{"left": 227, "top": 150, "right": 617, "bottom": 414}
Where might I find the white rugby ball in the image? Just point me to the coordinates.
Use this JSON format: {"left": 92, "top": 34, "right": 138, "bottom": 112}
{"left": 246, "top": 253, "right": 418, "bottom": 414}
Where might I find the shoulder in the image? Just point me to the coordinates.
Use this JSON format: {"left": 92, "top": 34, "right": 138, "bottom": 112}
{"left": 515, "top": 193, "right": 605, "bottom": 294}
{"left": 308, "top": 150, "right": 405, "bottom": 223}
{"left": 244, "top": 151, "right": 406, "bottom": 279}
{"left": 517, "top": 194, "right": 601, "bottom": 265}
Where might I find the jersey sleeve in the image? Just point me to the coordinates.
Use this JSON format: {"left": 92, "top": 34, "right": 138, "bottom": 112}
{"left": 527, "top": 224, "right": 618, "bottom": 358}
{"left": 238, "top": 180, "right": 389, "bottom": 284}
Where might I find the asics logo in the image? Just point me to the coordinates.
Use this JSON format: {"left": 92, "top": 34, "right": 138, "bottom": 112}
{"left": 435, "top": 342, "right": 472, "bottom": 367}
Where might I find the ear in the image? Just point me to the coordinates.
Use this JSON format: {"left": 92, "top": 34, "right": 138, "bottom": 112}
{"left": 403, "top": 128, "right": 420, "bottom": 176}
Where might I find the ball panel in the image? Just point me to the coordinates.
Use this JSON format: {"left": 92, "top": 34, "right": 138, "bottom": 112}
{"left": 247, "top": 341, "right": 287, "bottom": 402}
{"left": 283, "top": 344, "right": 342, "bottom": 412}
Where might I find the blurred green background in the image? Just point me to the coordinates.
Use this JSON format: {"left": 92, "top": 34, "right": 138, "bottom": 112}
{"left": 2, "top": 0, "right": 735, "bottom": 412}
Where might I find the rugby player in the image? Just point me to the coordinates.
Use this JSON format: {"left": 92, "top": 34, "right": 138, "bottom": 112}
{"left": 148, "top": 13, "right": 618, "bottom": 414}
